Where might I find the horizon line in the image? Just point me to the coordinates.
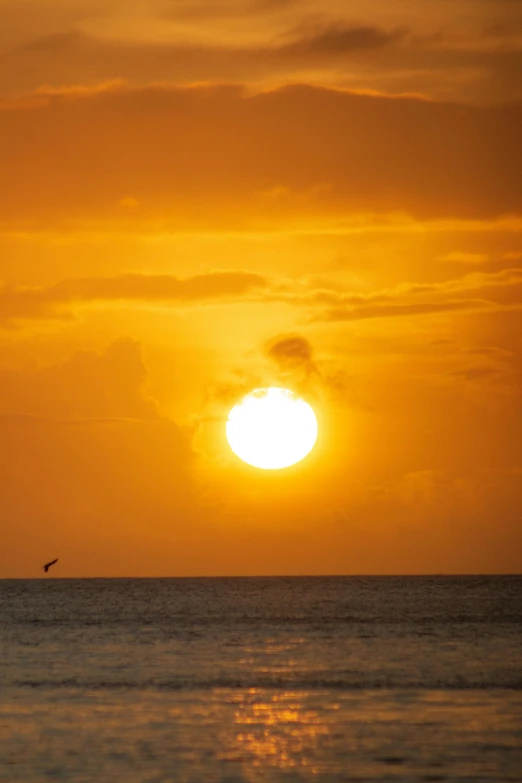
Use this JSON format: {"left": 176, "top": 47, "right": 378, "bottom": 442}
{"left": 1, "top": 572, "right": 521, "bottom": 580}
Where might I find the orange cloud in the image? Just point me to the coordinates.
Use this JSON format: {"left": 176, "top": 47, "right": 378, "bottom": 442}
{"left": 264, "top": 334, "right": 321, "bottom": 390}
{"left": 3, "top": 266, "right": 522, "bottom": 328}
{"left": 2, "top": 7, "right": 522, "bottom": 103}
{"left": 273, "top": 267, "right": 522, "bottom": 322}
{"left": 0, "top": 271, "right": 266, "bottom": 325}
{"left": 438, "top": 252, "right": 489, "bottom": 265}
{"left": 1, "top": 84, "right": 520, "bottom": 228}
{"left": 0, "top": 338, "right": 159, "bottom": 420}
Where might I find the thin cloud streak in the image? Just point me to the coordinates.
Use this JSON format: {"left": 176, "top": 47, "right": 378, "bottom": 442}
{"left": 2, "top": 267, "right": 522, "bottom": 326}
{"left": 0, "top": 271, "right": 267, "bottom": 325}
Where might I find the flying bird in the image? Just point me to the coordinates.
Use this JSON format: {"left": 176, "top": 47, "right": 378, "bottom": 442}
{"left": 42, "top": 558, "right": 59, "bottom": 573}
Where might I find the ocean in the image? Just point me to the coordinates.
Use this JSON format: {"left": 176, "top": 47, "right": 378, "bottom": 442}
{"left": 0, "top": 576, "right": 521, "bottom": 782}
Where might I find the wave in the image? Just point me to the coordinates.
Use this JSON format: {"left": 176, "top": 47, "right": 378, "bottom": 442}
{"left": 12, "top": 676, "right": 522, "bottom": 691}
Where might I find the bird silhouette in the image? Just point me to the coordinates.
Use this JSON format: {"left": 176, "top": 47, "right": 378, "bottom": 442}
{"left": 42, "top": 558, "right": 59, "bottom": 573}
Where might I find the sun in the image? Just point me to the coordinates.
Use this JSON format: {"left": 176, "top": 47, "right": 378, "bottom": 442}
{"left": 226, "top": 387, "right": 318, "bottom": 470}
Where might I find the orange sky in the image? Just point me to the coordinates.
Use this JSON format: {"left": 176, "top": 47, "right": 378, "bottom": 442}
{"left": 1, "top": 0, "right": 521, "bottom": 577}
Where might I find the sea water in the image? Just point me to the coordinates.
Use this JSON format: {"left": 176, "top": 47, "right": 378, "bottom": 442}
{"left": 0, "top": 576, "right": 521, "bottom": 782}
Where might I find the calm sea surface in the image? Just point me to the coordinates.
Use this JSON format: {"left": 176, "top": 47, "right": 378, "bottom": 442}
{"left": 0, "top": 576, "right": 521, "bottom": 782}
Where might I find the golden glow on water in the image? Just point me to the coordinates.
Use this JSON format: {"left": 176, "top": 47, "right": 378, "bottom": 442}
{"left": 220, "top": 691, "right": 328, "bottom": 772}
{"left": 2, "top": 580, "right": 520, "bottom": 780}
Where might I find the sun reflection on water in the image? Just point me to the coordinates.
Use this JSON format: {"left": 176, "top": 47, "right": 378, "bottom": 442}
{"left": 218, "top": 690, "right": 329, "bottom": 773}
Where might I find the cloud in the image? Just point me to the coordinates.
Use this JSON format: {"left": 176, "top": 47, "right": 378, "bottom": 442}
{"left": 0, "top": 83, "right": 520, "bottom": 227}
{"left": 3, "top": 265, "right": 522, "bottom": 329}
{"left": 265, "top": 333, "right": 315, "bottom": 371}
{"left": 0, "top": 337, "right": 201, "bottom": 575}
{"left": 1, "top": 22, "right": 409, "bottom": 97}
{"left": 449, "top": 365, "right": 503, "bottom": 382}
{"left": 203, "top": 333, "right": 355, "bottom": 433}
{"left": 0, "top": 271, "right": 266, "bottom": 325}
{"left": 384, "top": 470, "right": 486, "bottom": 525}
{"left": 264, "top": 332, "right": 360, "bottom": 403}
{"left": 23, "top": 30, "right": 85, "bottom": 52}
{"left": 461, "top": 345, "right": 513, "bottom": 358}
{"left": 264, "top": 333, "right": 322, "bottom": 392}
{"left": 0, "top": 338, "right": 159, "bottom": 420}
{"left": 438, "top": 252, "right": 489, "bottom": 264}
{"left": 318, "top": 299, "right": 483, "bottom": 322}
{"left": 2, "top": 13, "right": 522, "bottom": 103}
{"left": 3, "top": 0, "right": 522, "bottom": 103}
{"left": 202, "top": 336, "right": 319, "bottom": 411}
{"left": 296, "top": 267, "right": 522, "bottom": 322}
{"left": 278, "top": 23, "right": 407, "bottom": 57}
{"left": 163, "top": 0, "right": 298, "bottom": 20}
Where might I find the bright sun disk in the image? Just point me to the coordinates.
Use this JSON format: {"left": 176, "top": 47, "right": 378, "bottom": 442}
{"left": 226, "top": 387, "right": 318, "bottom": 470}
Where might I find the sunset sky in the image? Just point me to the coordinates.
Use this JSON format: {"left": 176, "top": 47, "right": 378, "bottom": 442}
{"left": 1, "top": 0, "right": 521, "bottom": 577}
